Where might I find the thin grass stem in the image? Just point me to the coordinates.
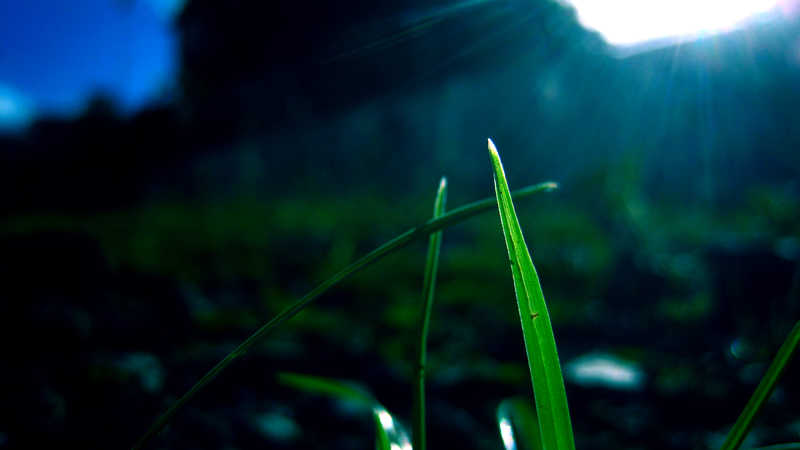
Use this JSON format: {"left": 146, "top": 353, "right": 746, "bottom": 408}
{"left": 413, "top": 177, "right": 447, "bottom": 450}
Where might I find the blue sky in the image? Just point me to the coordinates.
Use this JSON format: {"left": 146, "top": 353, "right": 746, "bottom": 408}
{"left": 0, "top": 0, "right": 185, "bottom": 133}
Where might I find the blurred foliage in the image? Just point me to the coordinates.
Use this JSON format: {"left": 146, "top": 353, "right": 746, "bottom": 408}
{"left": 2, "top": 170, "right": 797, "bottom": 366}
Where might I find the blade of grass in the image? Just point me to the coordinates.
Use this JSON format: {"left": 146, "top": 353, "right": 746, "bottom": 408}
{"left": 413, "top": 176, "right": 448, "bottom": 450}
{"left": 276, "top": 372, "right": 410, "bottom": 450}
{"left": 373, "top": 403, "right": 412, "bottom": 450}
{"left": 489, "top": 139, "right": 574, "bottom": 450}
{"left": 721, "top": 319, "right": 800, "bottom": 450}
{"left": 276, "top": 371, "right": 376, "bottom": 406}
{"left": 132, "top": 179, "right": 557, "bottom": 450}
{"left": 497, "top": 396, "right": 543, "bottom": 450}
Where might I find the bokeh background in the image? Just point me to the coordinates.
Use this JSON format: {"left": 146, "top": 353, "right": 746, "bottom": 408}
{"left": 1, "top": 1, "right": 799, "bottom": 449}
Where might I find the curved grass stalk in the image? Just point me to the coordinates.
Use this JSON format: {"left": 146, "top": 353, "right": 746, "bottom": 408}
{"left": 489, "top": 139, "right": 574, "bottom": 450}
{"left": 721, "top": 319, "right": 800, "bottom": 450}
{"left": 132, "top": 179, "right": 556, "bottom": 450}
{"left": 413, "top": 176, "right": 447, "bottom": 450}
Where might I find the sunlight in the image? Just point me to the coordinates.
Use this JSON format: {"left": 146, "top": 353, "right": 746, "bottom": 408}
{"left": 563, "top": 0, "right": 780, "bottom": 46}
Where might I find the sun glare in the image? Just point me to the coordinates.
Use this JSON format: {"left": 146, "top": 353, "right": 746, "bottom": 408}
{"left": 564, "top": 0, "right": 781, "bottom": 47}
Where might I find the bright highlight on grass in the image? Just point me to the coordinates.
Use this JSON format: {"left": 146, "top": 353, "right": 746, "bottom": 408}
{"left": 563, "top": 0, "right": 780, "bottom": 46}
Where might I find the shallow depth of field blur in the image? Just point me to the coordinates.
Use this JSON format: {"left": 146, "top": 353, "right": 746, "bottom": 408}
{"left": 1, "top": 1, "right": 799, "bottom": 449}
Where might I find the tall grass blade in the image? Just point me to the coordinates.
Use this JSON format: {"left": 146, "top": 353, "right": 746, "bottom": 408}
{"left": 488, "top": 139, "right": 574, "bottom": 450}
{"left": 721, "top": 319, "right": 800, "bottom": 450}
{"left": 132, "top": 179, "right": 556, "bottom": 450}
{"left": 413, "top": 176, "right": 448, "bottom": 450}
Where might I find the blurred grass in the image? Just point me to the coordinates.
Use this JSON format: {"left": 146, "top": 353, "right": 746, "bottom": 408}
{"left": 1, "top": 180, "right": 797, "bottom": 379}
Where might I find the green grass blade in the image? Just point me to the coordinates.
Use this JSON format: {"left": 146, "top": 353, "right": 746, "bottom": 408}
{"left": 374, "top": 405, "right": 393, "bottom": 450}
{"left": 132, "top": 179, "right": 556, "bottom": 450}
{"left": 413, "top": 176, "right": 448, "bottom": 450}
{"left": 497, "top": 396, "right": 543, "bottom": 450}
{"left": 276, "top": 371, "right": 376, "bottom": 406}
{"left": 721, "top": 319, "right": 800, "bottom": 450}
{"left": 373, "top": 403, "right": 412, "bottom": 450}
{"left": 276, "top": 372, "right": 410, "bottom": 450}
{"left": 488, "top": 139, "right": 574, "bottom": 450}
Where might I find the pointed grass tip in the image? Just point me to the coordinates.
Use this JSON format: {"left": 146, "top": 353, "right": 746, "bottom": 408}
{"left": 488, "top": 138, "right": 498, "bottom": 155}
{"left": 488, "top": 138, "right": 558, "bottom": 192}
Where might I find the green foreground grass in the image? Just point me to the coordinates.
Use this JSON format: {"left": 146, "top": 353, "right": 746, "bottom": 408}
{"left": 1, "top": 141, "right": 795, "bottom": 449}
{"left": 127, "top": 141, "right": 799, "bottom": 450}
